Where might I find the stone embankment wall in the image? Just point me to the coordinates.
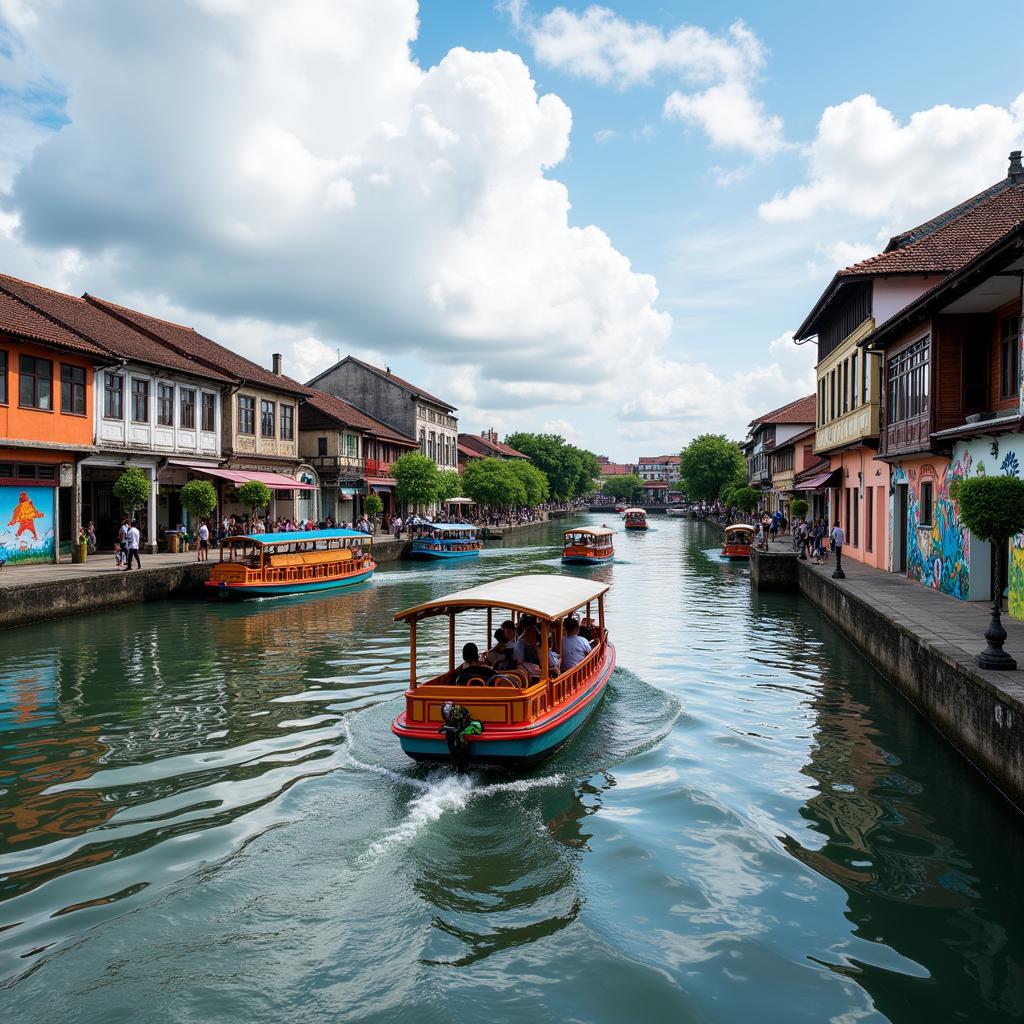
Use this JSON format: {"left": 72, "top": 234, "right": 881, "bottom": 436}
{"left": 797, "top": 563, "right": 1024, "bottom": 814}
{"left": 749, "top": 547, "right": 797, "bottom": 591}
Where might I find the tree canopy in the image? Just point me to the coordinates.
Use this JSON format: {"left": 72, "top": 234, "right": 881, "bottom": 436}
{"left": 602, "top": 474, "right": 644, "bottom": 501}
{"left": 237, "top": 480, "right": 272, "bottom": 513}
{"left": 680, "top": 434, "right": 746, "bottom": 503}
{"left": 954, "top": 476, "right": 1024, "bottom": 542}
{"left": 508, "top": 460, "right": 550, "bottom": 507}
{"left": 113, "top": 467, "right": 150, "bottom": 512}
{"left": 391, "top": 452, "right": 440, "bottom": 508}
{"left": 363, "top": 493, "right": 383, "bottom": 520}
{"left": 180, "top": 479, "right": 218, "bottom": 521}
{"left": 462, "top": 458, "right": 527, "bottom": 507}
{"left": 436, "top": 469, "right": 463, "bottom": 502}
{"left": 504, "top": 432, "right": 599, "bottom": 500}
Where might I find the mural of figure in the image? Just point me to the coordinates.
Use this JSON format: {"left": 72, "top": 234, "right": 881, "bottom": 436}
{"left": 8, "top": 491, "right": 46, "bottom": 540}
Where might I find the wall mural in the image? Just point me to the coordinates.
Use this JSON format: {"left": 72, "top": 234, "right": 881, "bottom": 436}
{"left": 0, "top": 485, "right": 55, "bottom": 565}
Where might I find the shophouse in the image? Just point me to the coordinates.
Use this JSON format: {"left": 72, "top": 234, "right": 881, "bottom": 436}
{"left": 0, "top": 291, "right": 109, "bottom": 563}
{"left": 767, "top": 426, "right": 819, "bottom": 522}
{"left": 0, "top": 275, "right": 232, "bottom": 551}
{"left": 83, "top": 297, "right": 315, "bottom": 526}
{"left": 299, "top": 389, "right": 418, "bottom": 523}
{"left": 861, "top": 192, "right": 1024, "bottom": 614}
{"left": 745, "top": 396, "right": 816, "bottom": 512}
{"left": 308, "top": 357, "right": 459, "bottom": 474}
{"left": 637, "top": 455, "right": 681, "bottom": 503}
{"left": 457, "top": 429, "right": 528, "bottom": 461}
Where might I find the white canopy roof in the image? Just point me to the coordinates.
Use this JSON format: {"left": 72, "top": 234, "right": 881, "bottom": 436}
{"left": 395, "top": 573, "right": 610, "bottom": 622}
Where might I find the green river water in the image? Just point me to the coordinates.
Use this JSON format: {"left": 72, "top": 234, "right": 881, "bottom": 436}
{"left": 1, "top": 515, "right": 1021, "bottom": 1023}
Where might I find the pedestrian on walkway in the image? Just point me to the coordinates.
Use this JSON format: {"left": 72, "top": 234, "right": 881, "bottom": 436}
{"left": 197, "top": 520, "right": 210, "bottom": 562}
{"left": 124, "top": 520, "right": 142, "bottom": 571}
{"left": 830, "top": 519, "right": 845, "bottom": 577}
{"left": 116, "top": 516, "right": 129, "bottom": 566}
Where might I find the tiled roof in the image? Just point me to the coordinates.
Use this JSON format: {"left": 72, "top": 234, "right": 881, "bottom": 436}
{"left": 794, "top": 458, "right": 832, "bottom": 483}
{"left": 0, "top": 275, "right": 231, "bottom": 382}
{"left": 0, "top": 289, "right": 106, "bottom": 356}
{"left": 457, "top": 433, "right": 528, "bottom": 459}
{"left": 599, "top": 463, "right": 636, "bottom": 475}
{"left": 749, "top": 394, "right": 816, "bottom": 428}
{"left": 457, "top": 442, "right": 480, "bottom": 459}
{"left": 638, "top": 455, "right": 681, "bottom": 464}
{"left": 313, "top": 356, "right": 456, "bottom": 412}
{"left": 85, "top": 295, "right": 309, "bottom": 396}
{"left": 303, "top": 389, "right": 417, "bottom": 446}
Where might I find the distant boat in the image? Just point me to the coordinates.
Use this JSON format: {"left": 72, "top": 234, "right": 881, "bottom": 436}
{"left": 623, "top": 508, "right": 648, "bottom": 530}
{"left": 408, "top": 523, "right": 482, "bottom": 560}
{"left": 206, "top": 529, "right": 375, "bottom": 597}
{"left": 391, "top": 574, "right": 615, "bottom": 766}
{"left": 721, "top": 524, "right": 753, "bottom": 560}
{"left": 562, "top": 527, "right": 614, "bottom": 565}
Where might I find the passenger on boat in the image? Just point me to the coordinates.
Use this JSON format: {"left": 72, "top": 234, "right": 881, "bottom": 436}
{"left": 486, "top": 628, "right": 517, "bottom": 671}
{"left": 452, "top": 643, "right": 496, "bottom": 686}
{"left": 513, "top": 624, "right": 560, "bottom": 679}
{"left": 560, "top": 617, "right": 594, "bottom": 670}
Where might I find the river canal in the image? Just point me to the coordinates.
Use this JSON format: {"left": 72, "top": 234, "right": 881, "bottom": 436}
{"left": 1, "top": 515, "right": 1022, "bottom": 1022}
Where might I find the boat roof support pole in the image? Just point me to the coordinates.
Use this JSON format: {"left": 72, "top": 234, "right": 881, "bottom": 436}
{"left": 410, "top": 619, "right": 417, "bottom": 690}
{"left": 598, "top": 595, "right": 606, "bottom": 647}
{"left": 449, "top": 611, "right": 456, "bottom": 674}
{"left": 541, "top": 619, "right": 550, "bottom": 690}
{"left": 487, "top": 606, "right": 493, "bottom": 651}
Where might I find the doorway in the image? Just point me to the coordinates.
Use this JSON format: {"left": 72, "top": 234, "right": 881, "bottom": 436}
{"left": 895, "top": 484, "right": 909, "bottom": 573}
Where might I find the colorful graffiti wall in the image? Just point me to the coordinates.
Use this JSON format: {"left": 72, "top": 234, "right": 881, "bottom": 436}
{"left": 0, "top": 485, "right": 55, "bottom": 565}
{"left": 889, "top": 458, "right": 969, "bottom": 599}
{"left": 951, "top": 435, "right": 1024, "bottom": 620}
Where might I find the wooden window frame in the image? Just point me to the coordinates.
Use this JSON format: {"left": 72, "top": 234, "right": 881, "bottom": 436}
{"left": 131, "top": 378, "right": 150, "bottom": 423}
{"left": 157, "top": 382, "right": 174, "bottom": 426}
{"left": 919, "top": 480, "right": 934, "bottom": 528}
{"left": 201, "top": 392, "right": 217, "bottom": 432}
{"left": 180, "top": 388, "right": 196, "bottom": 430}
{"left": 238, "top": 395, "right": 255, "bottom": 435}
{"left": 0, "top": 349, "right": 8, "bottom": 405}
{"left": 260, "top": 399, "right": 276, "bottom": 438}
{"left": 60, "top": 362, "right": 87, "bottom": 416}
{"left": 104, "top": 372, "right": 124, "bottom": 420}
{"left": 19, "top": 354, "right": 53, "bottom": 411}
{"left": 280, "top": 403, "right": 294, "bottom": 441}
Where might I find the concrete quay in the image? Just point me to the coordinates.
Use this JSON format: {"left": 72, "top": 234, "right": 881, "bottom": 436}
{"left": 751, "top": 545, "right": 1024, "bottom": 813}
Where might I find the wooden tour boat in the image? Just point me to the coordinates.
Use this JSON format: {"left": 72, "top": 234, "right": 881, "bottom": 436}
{"left": 721, "top": 524, "right": 753, "bottom": 560}
{"left": 623, "top": 508, "right": 648, "bottom": 530}
{"left": 561, "top": 527, "right": 614, "bottom": 565}
{"left": 408, "top": 523, "right": 482, "bottom": 560}
{"left": 391, "top": 575, "right": 615, "bottom": 766}
{"left": 206, "top": 529, "right": 376, "bottom": 597}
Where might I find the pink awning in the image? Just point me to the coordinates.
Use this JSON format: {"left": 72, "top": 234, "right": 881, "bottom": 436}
{"left": 796, "top": 469, "right": 841, "bottom": 491}
{"left": 191, "top": 466, "right": 316, "bottom": 490}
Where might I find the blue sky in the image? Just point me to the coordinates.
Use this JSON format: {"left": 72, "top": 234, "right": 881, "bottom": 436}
{"left": 2, "top": 1, "right": 1024, "bottom": 459}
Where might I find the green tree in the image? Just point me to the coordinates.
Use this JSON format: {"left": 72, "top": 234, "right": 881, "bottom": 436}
{"left": 238, "top": 480, "right": 272, "bottom": 516}
{"left": 462, "top": 458, "right": 527, "bottom": 508}
{"left": 680, "top": 434, "right": 746, "bottom": 503}
{"left": 953, "top": 475, "right": 1024, "bottom": 669}
{"left": 602, "top": 474, "right": 644, "bottom": 502}
{"left": 732, "top": 487, "right": 761, "bottom": 514}
{"left": 180, "top": 479, "right": 218, "bottom": 525}
{"left": 790, "top": 498, "right": 809, "bottom": 521}
{"left": 436, "top": 469, "right": 463, "bottom": 502}
{"left": 363, "top": 492, "right": 383, "bottom": 522}
{"left": 113, "top": 466, "right": 151, "bottom": 514}
{"left": 391, "top": 452, "right": 440, "bottom": 509}
{"left": 509, "top": 460, "right": 550, "bottom": 506}
{"left": 504, "top": 432, "right": 601, "bottom": 500}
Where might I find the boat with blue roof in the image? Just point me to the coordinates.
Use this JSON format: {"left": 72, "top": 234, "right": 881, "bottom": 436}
{"left": 408, "top": 523, "right": 482, "bottom": 560}
{"left": 206, "top": 528, "right": 376, "bottom": 597}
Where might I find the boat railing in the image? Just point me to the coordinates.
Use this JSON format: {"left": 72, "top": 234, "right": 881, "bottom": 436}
{"left": 547, "top": 640, "right": 604, "bottom": 706}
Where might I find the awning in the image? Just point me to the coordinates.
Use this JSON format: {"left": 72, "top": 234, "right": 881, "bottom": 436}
{"left": 795, "top": 469, "right": 841, "bottom": 491}
{"left": 339, "top": 487, "right": 361, "bottom": 497}
{"left": 367, "top": 478, "right": 394, "bottom": 491}
{"left": 190, "top": 466, "right": 316, "bottom": 490}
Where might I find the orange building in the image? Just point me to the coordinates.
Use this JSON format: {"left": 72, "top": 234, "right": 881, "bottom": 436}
{"left": 0, "top": 291, "right": 105, "bottom": 563}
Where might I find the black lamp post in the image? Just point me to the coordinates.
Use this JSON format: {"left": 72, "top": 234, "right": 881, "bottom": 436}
{"left": 977, "top": 537, "right": 1016, "bottom": 671}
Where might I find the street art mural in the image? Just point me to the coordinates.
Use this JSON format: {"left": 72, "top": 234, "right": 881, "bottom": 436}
{"left": 889, "top": 459, "right": 969, "bottom": 599}
{"left": 952, "top": 436, "right": 1024, "bottom": 620}
{"left": 0, "top": 485, "right": 55, "bottom": 565}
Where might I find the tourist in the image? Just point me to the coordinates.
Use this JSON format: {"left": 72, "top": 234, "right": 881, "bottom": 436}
{"left": 830, "top": 519, "right": 845, "bottom": 575}
{"left": 393, "top": 514, "right": 403, "bottom": 539}
{"left": 486, "top": 628, "right": 516, "bottom": 671}
{"left": 452, "top": 643, "right": 496, "bottom": 686}
{"left": 116, "top": 516, "right": 129, "bottom": 567}
{"left": 560, "top": 617, "right": 593, "bottom": 671}
{"left": 86, "top": 520, "right": 97, "bottom": 554}
{"left": 514, "top": 623, "right": 560, "bottom": 678}
{"left": 197, "top": 520, "right": 210, "bottom": 562}
{"left": 123, "top": 520, "right": 141, "bottom": 571}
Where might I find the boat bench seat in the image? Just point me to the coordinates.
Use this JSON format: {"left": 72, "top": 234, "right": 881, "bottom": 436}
{"left": 268, "top": 549, "right": 353, "bottom": 568}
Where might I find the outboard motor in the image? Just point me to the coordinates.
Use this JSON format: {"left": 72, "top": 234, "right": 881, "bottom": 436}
{"left": 438, "top": 701, "right": 482, "bottom": 769}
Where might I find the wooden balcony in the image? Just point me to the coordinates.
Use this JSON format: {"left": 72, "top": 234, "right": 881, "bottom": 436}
{"left": 364, "top": 458, "right": 394, "bottom": 479}
{"left": 309, "top": 455, "right": 365, "bottom": 479}
{"left": 884, "top": 413, "right": 932, "bottom": 457}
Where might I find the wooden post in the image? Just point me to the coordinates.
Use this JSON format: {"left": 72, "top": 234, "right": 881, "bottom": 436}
{"left": 410, "top": 619, "right": 417, "bottom": 690}
{"left": 449, "top": 610, "right": 456, "bottom": 674}
{"left": 487, "top": 606, "right": 493, "bottom": 652}
{"left": 541, "top": 619, "right": 551, "bottom": 690}
{"left": 598, "top": 595, "right": 605, "bottom": 648}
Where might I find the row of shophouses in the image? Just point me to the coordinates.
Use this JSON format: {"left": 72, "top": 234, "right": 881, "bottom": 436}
{"left": 0, "top": 272, "right": 485, "bottom": 564}
{"left": 746, "top": 150, "right": 1024, "bottom": 619}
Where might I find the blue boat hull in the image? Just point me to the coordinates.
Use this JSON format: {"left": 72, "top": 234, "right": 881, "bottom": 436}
{"left": 408, "top": 546, "right": 480, "bottom": 560}
{"left": 208, "top": 565, "right": 375, "bottom": 598}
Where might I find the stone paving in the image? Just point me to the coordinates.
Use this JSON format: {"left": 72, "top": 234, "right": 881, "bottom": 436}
{"left": 0, "top": 550, "right": 206, "bottom": 589}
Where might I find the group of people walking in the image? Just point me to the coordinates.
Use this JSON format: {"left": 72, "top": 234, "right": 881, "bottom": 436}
{"left": 756, "top": 511, "right": 846, "bottom": 573}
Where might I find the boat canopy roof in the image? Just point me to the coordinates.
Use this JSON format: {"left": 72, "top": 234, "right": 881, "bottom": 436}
{"left": 396, "top": 574, "right": 610, "bottom": 623}
{"left": 224, "top": 529, "right": 372, "bottom": 545}
{"left": 623, "top": 508, "right": 646, "bottom": 514}
{"left": 564, "top": 527, "right": 613, "bottom": 539}
{"left": 724, "top": 524, "right": 754, "bottom": 535}
{"left": 426, "top": 523, "right": 478, "bottom": 532}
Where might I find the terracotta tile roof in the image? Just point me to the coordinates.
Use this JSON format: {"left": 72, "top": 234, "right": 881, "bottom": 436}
{"left": 749, "top": 394, "right": 816, "bottom": 428}
{"left": 85, "top": 295, "right": 309, "bottom": 396}
{"left": 638, "top": 455, "right": 681, "bottom": 464}
{"left": 313, "top": 356, "right": 456, "bottom": 412}
{"left": 0, "top": 274, "right": 231, "bottom": 382}
{"left": 303, "top": 389, "right": 417, "bottom": 446}
{"left": 598, "top": 463, "right": 636, "bottom": 475}
{"left": 794, "top": 458, "right": 832, "bottom": 483}
{"left": 457, "top": 442, "right": 480, "bottom": 459}
{"left": 0, "top": 288, "right": 106, "bottom": 356}
{"left": 457, "top": 433, "right": 528, "bottom": 459}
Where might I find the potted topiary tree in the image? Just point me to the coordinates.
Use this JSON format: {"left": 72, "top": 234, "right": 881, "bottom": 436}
{"left": 180, "top": 479, "right": 218, "bottom": 553}
{"left": 237, "top": 480, "right": 272, "bottom": 526}
{"left": 113, "top": 466, "right": 151, "bottom": 547}
{"left": 954, "top": 475, "right": 1024, "bottom": 670}
{"left": 363, "top": 492, "right": 383, "bottom": 532}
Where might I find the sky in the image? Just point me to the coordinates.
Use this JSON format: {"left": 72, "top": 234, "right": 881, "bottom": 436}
{"left": 2, "top": 1, "right": 1024, "bottom": 461}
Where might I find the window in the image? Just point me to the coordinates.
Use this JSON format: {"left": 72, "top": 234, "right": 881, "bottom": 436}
{"left": 830, "top": 369, "right": 836, "bottom": 420}
{"left": 851, "top": 353, "right": 858, "bottom": 409}
{"left": 19, "top": 355, "right": 52, "bottom": 410}
{"left": 60, "top": 363, "right": 86, "bottom": 415}
{"left": 260, "top": 399, "right": 276, "bottom": 437}
{"left": 419, "top": 428, "right": 426, "bottom": 455}
{"left": 863, "top": 351, "right": 871, "bottom": 404}
{"left": 317, "top": 436, "right": 328, "bottom": 457}
{"left": 887, "top": 337, "right": 930, "bottom": 423}
{"left": 131, "top": 378, "right": 149, "bottom": 422}
{"left": 919, "top": 481, "right": 934, "bottom": 527}
{"left": 1000, "top": 314, "right": 1021, "bottom": 398}
{"left": 818, "top": 378, "right": 826, "bottom": 425}
{"left": 852, "top": 487, "right": 859, "bottom": 547}
{"left": 238, "top": 395, "right": 255, "bottom": 434}
{"left": 180, "top": 388, "right": 195, "bottom": 429}
{"left": 0, "top": 350, "right": 7, "bottom": 404}
{"left": 842, "top": 359, "right": 849, "bottom": 413}
{"left": 104, "top": 373, "right": 124, "bottom": 419}
{"left": 344, "top": 433, "right": 358, "bottom": 458}
{"left": 201, "top": 392, "right": 216, "bottom": 432}
{"left": 157, "top": 383, "right": 174, "bottom": 426}
{"left": 963, "top": 330, "right": 989, "bottom": 409}
{"left": 429, "top": 431, "right": 436, "bottom": 461}
{"left": 280, "top": 403, "right": 294, "bottom": 440}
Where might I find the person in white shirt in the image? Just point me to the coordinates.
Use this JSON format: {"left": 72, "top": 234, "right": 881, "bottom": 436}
{"left": 560, "top": 617, "right": 594, "bottom": 671}
{"left": 197, "top": 521, "right": 210, "bottom": 562}
{"left": 124, "top": 521, "right": 141, "bottom": 571}
{"left": 830, "top": 519, "right": 845, "bottom": 575}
